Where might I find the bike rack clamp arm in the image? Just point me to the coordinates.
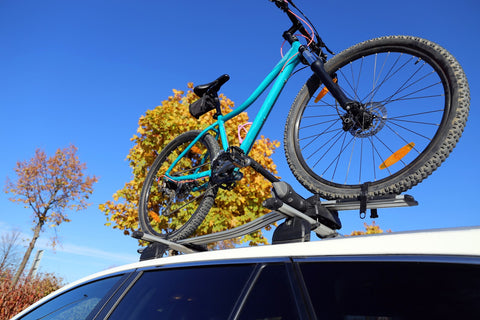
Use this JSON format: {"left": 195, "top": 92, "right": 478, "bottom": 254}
{"left": 263, "top": 197, "right": 340, "bottom": 239}
{"left": 132, "top": 230, "right": 197, "bottom": 254}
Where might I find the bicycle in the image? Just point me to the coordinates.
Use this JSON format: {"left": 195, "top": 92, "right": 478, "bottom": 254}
{"left": 138, "top": 0, "right": 470, "bottom": 241}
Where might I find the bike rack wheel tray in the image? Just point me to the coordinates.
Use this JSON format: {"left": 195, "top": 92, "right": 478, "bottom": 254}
{"left": 133, "top": 180, "right": 417, "bottom": 260}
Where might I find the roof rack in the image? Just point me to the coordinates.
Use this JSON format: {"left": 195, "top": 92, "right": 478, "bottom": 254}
{"left": 133, "top": 181, "right": 418, "bottom": 260}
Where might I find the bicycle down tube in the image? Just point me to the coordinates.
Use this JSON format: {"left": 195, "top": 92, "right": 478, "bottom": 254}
{"left": 164, "top": 41, "right": 302, "bottom": 182}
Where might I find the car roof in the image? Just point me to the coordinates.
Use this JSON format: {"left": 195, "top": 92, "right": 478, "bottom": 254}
{"left": 12, "top": 226, "right": 480, "bottom": 319}
{"left": 77, "top": 225, "right": 480, "bottom": 283}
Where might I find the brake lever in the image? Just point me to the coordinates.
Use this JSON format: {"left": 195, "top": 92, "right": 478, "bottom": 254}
{"left": 270, "top": 0, "right": 288, "bottom": 11}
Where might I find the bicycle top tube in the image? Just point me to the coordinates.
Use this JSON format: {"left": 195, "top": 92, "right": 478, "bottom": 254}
{"left": 165, "top": 41, "right": 302, "bottom": 182}
{"left": 223, "top": 42, "right": 302, "bottom": 121}
{"left": 228, "top": 41, "right": 302, "bottom": 153}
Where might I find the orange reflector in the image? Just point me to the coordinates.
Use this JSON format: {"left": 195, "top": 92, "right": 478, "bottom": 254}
{"left": 314, "top": 77, "right": 337, "bottom": 103}
{"left": 148, "top": 210, "right": 161, "bottom": 222}
{"left": 190, "top": 145, "right": 202, "bottom": 154}
{"left": 380, "top": 142, "right": 415, "bottom": 170}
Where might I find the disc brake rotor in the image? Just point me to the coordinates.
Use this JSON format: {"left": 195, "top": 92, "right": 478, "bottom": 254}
{"left": 349, "top": 102, "right": 387, "bottom": 138}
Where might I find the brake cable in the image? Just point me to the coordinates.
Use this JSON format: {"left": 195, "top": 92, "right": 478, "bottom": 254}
{"left": 286, "top": 0, "right": 335, "bottom": 55}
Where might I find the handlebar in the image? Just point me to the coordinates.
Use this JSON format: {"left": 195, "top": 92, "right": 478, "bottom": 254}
{"left": 270, "top": 0, "right": 311, "bottom": 42}
{"left": 269, "top": 0, "right": 332, "bottom": 57}
{"left": 270, "top": 0, "right": 289, "bottom": 11}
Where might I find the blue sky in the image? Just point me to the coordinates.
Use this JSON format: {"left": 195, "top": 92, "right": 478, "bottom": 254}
{"left": 1, "top": 0, "right": 479, "bottom": 283}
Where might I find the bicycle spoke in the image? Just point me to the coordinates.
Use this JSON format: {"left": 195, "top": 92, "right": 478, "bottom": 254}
{"left": 381, "top": 59, "right": 436, "bottom": 106}
{"left": 345, "top": 136, "right": 358, "bottom": 184}
{"left": 164, "top": 190, "right": 205, "bottom": 217}
{"left": 352, "top": 57, "right": 364, "bottom": 101}
{"left": 300, "top": 121, "right": 342, "bottom": 150}
{"left": 367, "top": 52, "right": 399, "bottom": 103}
{"left": 310, "top": 130, "right": 345, "bottom": 169}
{"left": 372, "top": 133, "right": 408, "bottom": 168}
{"left": 320, "top": 134, "right": 355, "bottom": 178}
{"left": 338, "top": 68, "right": 359, "bottom": 101}
{"left": 361, "top": 53, "right": 409, "bottom": 103}
{"left": 388, "top": 109, "right": 443, "bottom": 119}
{"left": 299, "top": 127, "right": 342, "bottom": 143}
{"left": 388, "top": 118, "right": 440, "bottom": 126}
{"left": 384, "top": 123, "right": 421, "bottom": 154}
{"left": 384, "top": 68, "right": 438, "bottom": 102}
{"left": 171, "top": 162, "right": 211, "bottom": 177}
{"left": 302, "top": 114, "right": 338, "bottom": 119}
{"left": 369, "top": 135, "right": 392, "bottom": 177}
{"left": 306, "top": 102, "right": 339, "bottom": 110}
{"left": 287, "top": 33, "right": 468, "bottom": 200}
{"left": 299, "top": 117, "right": 338, "bottom": 129}
{"left": 331, "top": 131, "right": 349, "bottom": 180}
{"left": 385, "top": 83, "right": 443, "bottom": 105}
{"left": 139, "top": 131, "right": 220, "bottom": 239}
{"left": 384, "top": 62, "right": 426, "bottom": 104}
{"left": 386, "top": 121, "right": 433, "bottom": 141}
{"left": 369, "top": 137, "right": 376, "bottom": 182}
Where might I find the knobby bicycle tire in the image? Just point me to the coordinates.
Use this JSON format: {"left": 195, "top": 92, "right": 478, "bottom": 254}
{"left": 139, "top": 130, "right": 220, "bottom": 240}
{"left": 285, "top": 36, "right": 470, "bottom": 199}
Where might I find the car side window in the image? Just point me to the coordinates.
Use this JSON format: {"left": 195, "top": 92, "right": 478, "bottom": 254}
{"left": 299, "top": 260, "right": 480, "bottom": 319}
{"left": 19, "top": 275, "right": 123, "bottom": 320}
{"left": 236, "top": 264, "right": 299, "bottom": 320}
{"left": 108, "top": 264, "right": 255, "bottom": 320}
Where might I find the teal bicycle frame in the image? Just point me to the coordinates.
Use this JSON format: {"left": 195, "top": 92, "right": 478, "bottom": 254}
{"left": 165, "top": 41, "right": 302, "bottom": 182}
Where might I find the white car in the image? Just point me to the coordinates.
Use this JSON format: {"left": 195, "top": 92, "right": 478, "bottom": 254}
{"left": 12, "top": 226, "right": 480, "bottom": 319}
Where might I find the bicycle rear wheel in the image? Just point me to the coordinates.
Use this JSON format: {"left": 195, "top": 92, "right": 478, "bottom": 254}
{"left": 139, "top": 130, "right": 220, "bottom": 240}
{"left": 285, "top": 36, "right": 470, "bottom": 199}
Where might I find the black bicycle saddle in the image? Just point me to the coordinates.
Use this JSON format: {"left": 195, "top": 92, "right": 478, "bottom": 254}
{"left": 193, "top": 74, "right": 230, "bottom": 97}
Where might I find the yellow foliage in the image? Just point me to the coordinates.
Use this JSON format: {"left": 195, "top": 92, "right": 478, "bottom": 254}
{"left": 349, "top": 221, "right": 392, "bottom": 236}
{"left": 100, "top": 85, "right": 279, "bottom": 246}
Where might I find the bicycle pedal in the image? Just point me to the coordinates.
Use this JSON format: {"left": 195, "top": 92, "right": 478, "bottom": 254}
{"left": 212, "top": 152, "right": 235, "bottom": 175}
{"left": 226, "top": 146, "right": 251, "bottom": 168}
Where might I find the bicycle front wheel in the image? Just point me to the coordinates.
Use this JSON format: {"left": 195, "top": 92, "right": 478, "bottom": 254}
{"left": 285, "top": 36, "right": 470, "bottom": 199}
{"left": 139, "top": 130, "right": 220, "bottom": 240}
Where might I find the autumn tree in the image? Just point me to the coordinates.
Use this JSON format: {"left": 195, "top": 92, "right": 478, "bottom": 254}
{"left": 0, "top": 271, "right": 63, "bottom": 319}
{"left": 0, "top": 230, "right": 21, "bottom": 274}
{"left": 100, "top": 84, "right": 280, "bottom": 247}
{"left": 4, "top": 145, "right": 98, "bottom": 286}
{"left": 350, "top": 221, "right": 392, "bottom": 236}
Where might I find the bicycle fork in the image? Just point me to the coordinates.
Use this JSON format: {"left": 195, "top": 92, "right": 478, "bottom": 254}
{"left": 299, "top": 46, "right": 378, "bottom": 136}
{"left": 299, "top": 46, "right": 353, "bottom": 108}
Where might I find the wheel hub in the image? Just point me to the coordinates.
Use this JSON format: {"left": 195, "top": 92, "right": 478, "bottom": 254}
{"left": 341, "top": 102, "right": 387, "bottom": 138}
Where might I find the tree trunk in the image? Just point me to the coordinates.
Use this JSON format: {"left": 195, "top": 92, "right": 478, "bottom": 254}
{"left": 11, "top": 221, "right": 43, "bottom": 287}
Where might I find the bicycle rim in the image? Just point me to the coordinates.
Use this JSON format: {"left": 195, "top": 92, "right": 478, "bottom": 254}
{"left": 286, "top": 36, "right": 469, "bottom": 199}
{"left": 139, "top": 131, "right": 219, "bottom": 240}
